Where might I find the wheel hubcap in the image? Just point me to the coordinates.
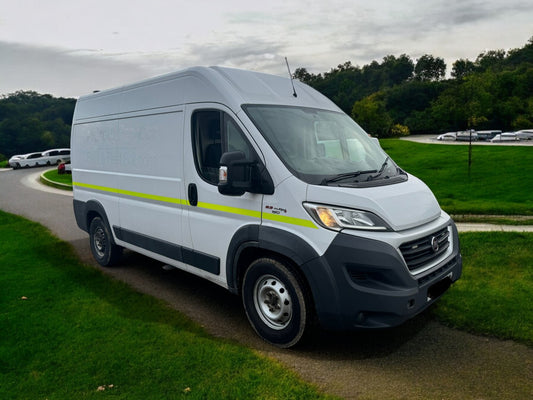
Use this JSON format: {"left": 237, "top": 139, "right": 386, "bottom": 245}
{"left": 253, "top": 275, "right": 292, "bottom": 330}
{"left": 93, "top": 227, "right": 106, "bottom": 258}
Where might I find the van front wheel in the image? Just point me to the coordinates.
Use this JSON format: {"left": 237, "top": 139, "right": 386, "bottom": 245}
{"left": 242, "top": 258, "right": 309, "bottom": 348}
{"left": 89, "top": 217, "right": 122, "bottom": 266}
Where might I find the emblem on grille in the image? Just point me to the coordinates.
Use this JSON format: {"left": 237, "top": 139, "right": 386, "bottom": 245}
{"left": 431, "top": 236, "right": 439, "bottom": 253}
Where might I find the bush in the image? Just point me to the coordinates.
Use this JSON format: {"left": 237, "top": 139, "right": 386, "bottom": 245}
{"left": 390, "top": 123, "right": 410, "bottom": 137}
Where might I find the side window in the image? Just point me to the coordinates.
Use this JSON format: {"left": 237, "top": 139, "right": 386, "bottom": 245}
{"left": 225, "top": 118, "right": 251, "bottom": 158}
{"left": 192, "top": 110, "right": 254, "bottom": 185}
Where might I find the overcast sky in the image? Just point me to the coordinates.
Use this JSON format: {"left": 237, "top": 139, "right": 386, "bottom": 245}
{"left": 1, "top": 0, "right": 531, "bottom": 98}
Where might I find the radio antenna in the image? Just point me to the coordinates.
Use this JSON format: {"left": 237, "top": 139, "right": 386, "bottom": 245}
{"left": 285, "top": 57, "right": 298, "bottom": 98}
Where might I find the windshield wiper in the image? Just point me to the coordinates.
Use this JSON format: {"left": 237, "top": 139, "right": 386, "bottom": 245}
{"left": 321, "top": 169, "right": 377, "bottom": 185}
{"left": 367, "top": 156, "right": 390, "bottom": 181}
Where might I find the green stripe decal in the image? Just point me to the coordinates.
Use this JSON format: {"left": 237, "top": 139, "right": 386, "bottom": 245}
{"left": 73, "top": 181, "right": 316, "bottom": 229}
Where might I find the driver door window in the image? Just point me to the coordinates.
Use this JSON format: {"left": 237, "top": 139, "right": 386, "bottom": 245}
{"left": 192, "top": 110, "right": 253, "bottom": 184}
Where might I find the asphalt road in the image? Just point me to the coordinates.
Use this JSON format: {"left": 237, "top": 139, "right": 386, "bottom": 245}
{"left": 1, "top": 167, "right": 532, "bottom": 400}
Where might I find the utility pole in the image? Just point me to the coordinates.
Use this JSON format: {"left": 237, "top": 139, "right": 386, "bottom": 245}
{"left": 468, "top": 129, "right": 473, "bottom": 177}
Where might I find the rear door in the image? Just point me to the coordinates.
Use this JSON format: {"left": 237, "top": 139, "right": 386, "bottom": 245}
{"left": 183, "top": 104, "right": 263, "bottom": 285}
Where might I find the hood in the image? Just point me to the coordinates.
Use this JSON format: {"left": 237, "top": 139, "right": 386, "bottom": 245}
{"left": 306, "top": 174, "right": 441, "bottom": 231}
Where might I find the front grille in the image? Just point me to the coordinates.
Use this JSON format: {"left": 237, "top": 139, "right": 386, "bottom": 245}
{"left": 399, "top": 227, "right": 450, "bottom": 272}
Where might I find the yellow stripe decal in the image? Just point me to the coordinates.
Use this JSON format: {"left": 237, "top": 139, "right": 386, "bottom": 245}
{"left": 73, "top": 181, "right": 316, "bottom": 229}
{"left": 197, "top": 201, "right": 262, "bottom": 219}
{"left": 73, "top": 182, "right": 187, "bottom": 205}
{"left": 262, "top": 212, "right": 318, "bottom": 229}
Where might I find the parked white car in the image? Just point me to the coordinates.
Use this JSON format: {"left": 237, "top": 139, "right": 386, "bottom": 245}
{"left": 436, "top": 132, "right": 457, "bottom": 141}
{"left": 491, "top": 132, "right": 518, "bottom": 142}
{"left": 456, "top": 130, "right": 478, "bottom": 141}
{"left": 515, "top": 130, "right": 533, "bottom": 140}
{"left": 8, "top": 148, "right": 70, "bottom": 169}
{"left": 40, "top": 148, "right": 71, "bottom": 165}
{"left": 9, "top": 152, "right": 43, "bottom": 169}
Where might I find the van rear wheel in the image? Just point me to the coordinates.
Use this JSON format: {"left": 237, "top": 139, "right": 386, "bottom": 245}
{"left": 89, "top": 217, "right": 122, "bottom": 266}
{"left": 242, "top": 258, "right": 309, "bottom": 348}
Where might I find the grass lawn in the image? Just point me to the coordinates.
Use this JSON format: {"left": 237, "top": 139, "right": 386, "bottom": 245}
{"left": 0, "top": 211, "right": 334, "bottom": 400}
{"left": 42, "top": 168, "right": 72, "bottom": 188}
{"left": 1, "top": 216, "right": 531, "bottom": 399}
{"left": 433, "top": 232, "right": 533, "bottom": 346}
{"left": 381, "top": 140, "right": 533, "bottom": 215}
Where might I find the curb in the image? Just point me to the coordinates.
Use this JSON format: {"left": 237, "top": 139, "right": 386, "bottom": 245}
{"left": 39, "top": 169, "right": 73, "bottom": 191}
{"left": 456, "top": 223, "right": 533, "bottom": 232}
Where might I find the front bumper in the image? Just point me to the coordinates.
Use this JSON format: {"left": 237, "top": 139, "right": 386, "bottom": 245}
{"left": 300, "top": 222, "right": 462, "bottom": 330}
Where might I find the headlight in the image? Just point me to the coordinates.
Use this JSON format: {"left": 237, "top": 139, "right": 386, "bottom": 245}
{"left": 303, "top": 203, "right": 390, "bottom": 231}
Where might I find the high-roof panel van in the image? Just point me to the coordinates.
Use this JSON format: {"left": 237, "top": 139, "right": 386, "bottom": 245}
{"left": 71, "top": 66, "right": 462, "bottom": 347}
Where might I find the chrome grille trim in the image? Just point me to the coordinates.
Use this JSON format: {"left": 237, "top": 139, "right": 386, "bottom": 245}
{"left": 399, "top": 226, "right": 450, "bottom": 273}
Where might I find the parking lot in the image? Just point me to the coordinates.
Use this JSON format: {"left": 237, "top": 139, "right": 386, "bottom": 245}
{"left": 402, "top": 134, "right": 533, "bottom": 146}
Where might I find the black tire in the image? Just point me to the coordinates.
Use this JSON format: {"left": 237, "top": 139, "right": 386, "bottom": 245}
{"left": 89, "top": 217, "right": 122, "bottom": 266}
{"left": 242, "top": 258, "right": 310, "bottom": 348}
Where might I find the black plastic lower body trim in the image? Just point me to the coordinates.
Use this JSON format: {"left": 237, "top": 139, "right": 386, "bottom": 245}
{"left": 113, "top": 226, "right": 220, "bottom": 275}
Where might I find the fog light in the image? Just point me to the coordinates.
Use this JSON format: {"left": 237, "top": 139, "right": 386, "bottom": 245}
{"left": 356, "top": 312, "right": 366, "bottom": 324}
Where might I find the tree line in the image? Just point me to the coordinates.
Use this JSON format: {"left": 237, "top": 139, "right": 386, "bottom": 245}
{"left": 1, "top": 37, "right": 531, "bottom": 160}
{"left": 295, "top": 36, "right": 533, "bottom": 137}
{"left": 0, "top": 91, "right": 75, "bottom": 160}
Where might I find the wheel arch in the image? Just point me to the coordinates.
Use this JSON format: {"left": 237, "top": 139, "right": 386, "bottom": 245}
{"left": 226, "top": 225, "right": 321, "bottom": 296}
{"left": 226, "top": 225, "right": 342, "bottom": 329}
{"left": 73, "top": 199, "right": 115, "bottom": 244}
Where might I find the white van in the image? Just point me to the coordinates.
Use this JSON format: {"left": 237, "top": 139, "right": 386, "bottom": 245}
{"left": 71, "top": 66, "right": 462, "bottom": 347}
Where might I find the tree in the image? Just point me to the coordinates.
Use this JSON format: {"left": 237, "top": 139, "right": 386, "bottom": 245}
{"left": 475, "top": 49, "right": 506, "bottom": 71}
{"left": 351, "top": 92, "right": 393, "bottom": 137}
{"left": 296, "top": 37, "right": 533, "bottom": 133}
{"left": 414, "top": 55, "right": 446, "bottom": 81}
{"left": 385, "top": 80, "right": 448, "bottom": 125}
{"left": 293, "top": 67, "right": 315, "bottom": 85}
{"left": 381, "top": 54, "right": 414, "bottom": 85}
{"left": 452, "top": 59, "right": 476, "bottom": 79}
{"left": 0, "top": 91, "right": 75, "bottom": 157}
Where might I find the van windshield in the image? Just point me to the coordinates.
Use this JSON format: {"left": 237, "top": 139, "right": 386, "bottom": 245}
{"left": 243, "top": 105, "right": 406, "bottom": 186}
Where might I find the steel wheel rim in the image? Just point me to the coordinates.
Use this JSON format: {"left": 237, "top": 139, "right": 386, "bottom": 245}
{"left": 93, "top": 226, "right": 107, "bottom": 258}
{"left": 253, "top": 274, "right": 292, "bottom": 330}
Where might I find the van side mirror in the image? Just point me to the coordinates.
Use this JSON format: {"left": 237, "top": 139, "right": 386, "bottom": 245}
{"left": 218, "top": 151, "right": 275, "bottom": 196}
{"left": 218, "top": 151, "right": 254, "bottom": 196}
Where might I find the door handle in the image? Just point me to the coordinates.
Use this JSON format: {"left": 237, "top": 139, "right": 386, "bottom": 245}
{"left": 188, "top": 183, "right": 198, "bottom": 206}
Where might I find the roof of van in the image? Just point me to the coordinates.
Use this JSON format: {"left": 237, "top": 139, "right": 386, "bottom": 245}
{"left": 74, "top": 66, "right": 341, "bottom": 121}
